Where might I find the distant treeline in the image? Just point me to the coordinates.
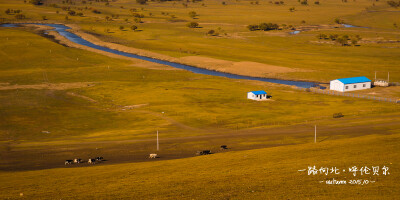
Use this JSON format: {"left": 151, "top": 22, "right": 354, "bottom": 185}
{"left": 247, "top": 23, "right": 279, "bottom": 31}
{"left": 136, "top": 0, "right": 203, "bottom": 4}
{"left": 387, "top": 1, "right": 400, "bottom": 7}
{"left": 152, "top": 0, "right": 203, "bottom": 1}
{"left": 317, "top": 34, "right": 362, "bottom": 46}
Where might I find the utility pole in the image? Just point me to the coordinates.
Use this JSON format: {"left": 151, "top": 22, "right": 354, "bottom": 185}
{"left": 314, "top": 125, "right": 317, "bottom": 143}
{"left": 157, "top": 130, "right": 159, "bottom": 151}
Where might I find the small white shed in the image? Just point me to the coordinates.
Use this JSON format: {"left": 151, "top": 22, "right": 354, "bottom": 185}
{"left": 247, "top": 90, "right": 268, "bottom": 101}
{"left": 330, "top": 76, "right": 371, "bottom": 92}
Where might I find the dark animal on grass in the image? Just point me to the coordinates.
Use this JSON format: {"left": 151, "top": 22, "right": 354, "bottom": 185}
{"left": 220, "top": 145, "right": 228, "bottom": 150}
{"left": 74, "top": 158, "right": 82, "bottom": 163}
{"left": 88, "top": 158, "right": 96, "bottom": 164}
{"left": 96, "top": 157, "right": 104, "bottom": 161}
{"left": 196, "top": 150, "right": 211, "bottom": 155}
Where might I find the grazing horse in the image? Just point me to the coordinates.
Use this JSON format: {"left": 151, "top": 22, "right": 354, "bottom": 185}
{"left": 74, "top": 158, "right": 82, "bottom": 163}
{"left": 88, "top": 158, "right": 96, "bottom": 164}
{"left": 196, "top": 150, "right": 211, "bottom": 155}
{"left": 220, "top": 145, "right": 228, "bottom": 150}
{"left": 149, "top": 154, "right": 157, "bottom": 159}
{"left": 65, "top": 160, "right": 73, "bottom": 165}
{"left": 202, "top": 150, "right": 211, "bottom": 155}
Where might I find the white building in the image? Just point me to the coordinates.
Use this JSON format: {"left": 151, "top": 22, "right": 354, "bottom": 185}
{"left": 330, "top": 76, "right": 371, "bottom": 92}
{"left": 247, "top": 90, "right": 268, "bottom": 101}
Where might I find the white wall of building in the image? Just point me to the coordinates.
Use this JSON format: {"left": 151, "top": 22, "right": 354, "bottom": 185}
{"left": 330, "top": 80, "right": 371, "bottom": 92}
{"left": 330, "top": 80, "right": 345, "bottom": 92}
{"left": 247, "top": 92, "right": 268, "bottom": 100}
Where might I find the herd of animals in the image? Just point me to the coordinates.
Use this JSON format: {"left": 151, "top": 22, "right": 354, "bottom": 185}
{"left": 64, "top": 145, "right": 229, "bottom": 166}
{"left": 64, "top": 157, "right": 104, "bottom": 165}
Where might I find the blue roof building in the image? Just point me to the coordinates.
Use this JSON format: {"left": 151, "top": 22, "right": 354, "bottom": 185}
{"left": 330, "top": 76, "right": 371, "bottom": 92}
{"left": 247, "top": 90, "right": 268, "bottom": 100}
{"left": 336, "top": 76, "right": 371, "bottom": 84}
{"left": 250, "top": 90, "right": 267, "bottom": 95}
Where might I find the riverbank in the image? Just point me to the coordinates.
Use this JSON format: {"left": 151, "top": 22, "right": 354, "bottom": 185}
{"left": 25, "top": 24, "right": 176, "bottom": 71}
{"left": 68, "top": 24, "right": 313, "bottom": 80}
{"left": 22, "top": 23, "right": 316, "bottom": 83}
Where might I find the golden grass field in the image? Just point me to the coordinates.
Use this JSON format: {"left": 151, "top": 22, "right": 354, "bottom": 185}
{"left": 1, "top": 133, "right": 399, "bottom": 199}
{"left": 0, "top": 0, "right": 399, "bottom": 199}
{"left": 1, "top": 0, "right": 400, "bottom": 82}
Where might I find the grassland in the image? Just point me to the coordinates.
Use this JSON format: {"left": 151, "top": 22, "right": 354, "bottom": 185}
{"left": 1, "top": 133, "right": 399, "bottom": 199}
{"left": 0, "top": 0, "right": 399, "bottom": 198}
{"left": 0, "top": 0, "right": 399, "bottom": 82}
{"left": 0, "top": 26, "right": 399, "bottom": 171}
{"left": 1, "top": 28, "right": 398, "bottom": 141}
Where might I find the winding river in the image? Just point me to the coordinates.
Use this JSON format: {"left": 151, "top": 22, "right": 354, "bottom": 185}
{"left": 1, "top": 23, "right": 317, "bottom": 88}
